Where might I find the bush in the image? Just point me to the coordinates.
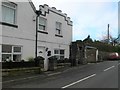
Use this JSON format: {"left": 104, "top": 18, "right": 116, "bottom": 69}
{"left": 21, "top": 59, "right": 25, "bottom": 62}
{"left": 28, "top": 57, "right": 34, "bottom": 62}
{"left": 48, "top": 56, "right": 57, "bottom": 60}
{"left": 34, "top": 56, "right": 45, "bottom": 61}
{"left": 64, "top": 58, "right": 70, "bottom": 63}
{"left": 34, "top": 56, "right": 45, "bottom": 67}
{"left": 57, "top": 59, "right": 64, "bottom": 63}
{"left": 48, "top": 56, "right": 57, "bottom": 63}
{"left": 57, "top": 58, "right": 70, "bottom": 63}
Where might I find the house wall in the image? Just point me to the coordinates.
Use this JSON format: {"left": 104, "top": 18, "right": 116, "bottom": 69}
{"left": 1, "top": 1, "right": 36, "bottom": 61}
{"left": 0, "top": 45, "right": 1, "bottom": 61}
{"left": 38, "top": 5, "right": 72, "bottom": 70}
{"left": 0, "top": 3, "right": 2, "bottom": 61}
{"left": 1, "top": 2, "right": 73, "bottom": 71}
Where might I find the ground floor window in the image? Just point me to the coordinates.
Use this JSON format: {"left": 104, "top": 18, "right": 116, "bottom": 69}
{"left": 2, "top": 45, "right": 22, "bottom": 62}
{"left": 54, "top": 49, "right": 65, "bottom": 60}
{"left": 0, "top": 45, "right": 2, "bottom": 62}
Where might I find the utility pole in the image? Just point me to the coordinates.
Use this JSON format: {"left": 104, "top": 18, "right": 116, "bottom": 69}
{"left": 107, "top": 24, "right": 110, "bottom": 44}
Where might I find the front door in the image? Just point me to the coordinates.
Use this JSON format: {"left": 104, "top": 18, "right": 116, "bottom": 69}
{"left": 37, "top": 46, "right": 46, "bottom": 68}
{"left": 37, "top": 46, "right": 45, "bottom": 57}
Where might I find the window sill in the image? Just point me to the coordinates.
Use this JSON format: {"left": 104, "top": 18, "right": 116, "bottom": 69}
{"left": 55, "top": 34, "right": 63, "bottom": 38}
{"left": 0, "top": 22, "right": 18, "bottom": 28}
{"left": 38, "top": 30, "right": 48, "bottom": 34}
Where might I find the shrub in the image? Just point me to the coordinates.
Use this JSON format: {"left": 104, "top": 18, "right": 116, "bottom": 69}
{"left": 64, "top": 58, "right": 70, "bottom": 63}
{"left": 34, "top": 56, "right": 45, "bottom": 61}
{"left": 27, "top": 57, "right": 34, "bottom": 62}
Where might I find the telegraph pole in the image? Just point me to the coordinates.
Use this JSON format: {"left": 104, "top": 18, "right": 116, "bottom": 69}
{"left": 107, "top": 24, "right": 110, "bottom": 44}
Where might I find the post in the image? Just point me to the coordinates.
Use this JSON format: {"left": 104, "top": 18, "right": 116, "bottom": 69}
{"left": 107, "top": 24, "right": 110, "bottom": 44}
{"left": 96, "top": 49, "right": 98, "bottom": 62}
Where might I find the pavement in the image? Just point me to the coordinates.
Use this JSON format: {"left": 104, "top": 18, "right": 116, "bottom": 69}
{"left": 2, "top": 61, "right": 119, "bottom": 88}
{"left": 2, "top": 63, "right": 93, "bottom": 87}
{"left": 2, "top": 65, "right": 79, "bottom": 83}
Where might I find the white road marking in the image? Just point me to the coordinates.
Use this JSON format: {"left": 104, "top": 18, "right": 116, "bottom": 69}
{"left": 103, "top": 66, "right": 115, "bottom": 72}
{"left": 61, "top": 74, "right": 96, "bottom": 88}
{"left": 48, "top": 72, "right": 61, "bottom": 76}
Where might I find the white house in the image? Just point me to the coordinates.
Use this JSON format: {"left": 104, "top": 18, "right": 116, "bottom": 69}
{"left": 0, "top": 1, "right": 73, "bottom": 71}
{"left": 0, "top": 0, "right": 36, "bottom": 62}
{"left": 37, "top": 4, "right": 72, "bottom": 70}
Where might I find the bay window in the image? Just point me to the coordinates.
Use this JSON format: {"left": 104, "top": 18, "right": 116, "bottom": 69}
{"left": 2, "top": 45, "right": 22, "bottom": 62}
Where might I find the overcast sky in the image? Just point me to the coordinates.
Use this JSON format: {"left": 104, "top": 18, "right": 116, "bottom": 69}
{"left": 32, "top": 0, "right": 119, "bottom": 41}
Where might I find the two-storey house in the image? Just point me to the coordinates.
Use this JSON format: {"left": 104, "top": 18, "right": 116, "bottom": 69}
{"left": 37, "top": 4, "right": 72, "bottom": 70}
{"left": 0, "top": 0, "right": 36, "bottom": 62}
{"left": 0, "top": 1, "right": 73, "bottom": 71}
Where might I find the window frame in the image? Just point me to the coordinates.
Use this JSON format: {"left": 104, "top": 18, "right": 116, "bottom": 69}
{"left": 56, "top": 22, "right": 62, "bottom": 35}
{"left": 38, "top": 17, "right": 47, "bottom": 32}
{"left": 13, "top": 46, "right": 22, "bottom": 53}
{"left": 1, "top": 45, "right": 22, "bottom": 62}
{"left": 54, "top": 49, "right": 65, "bottom": 60}
{"left": 2, "top": 1, "right": 17, "bottom": 25}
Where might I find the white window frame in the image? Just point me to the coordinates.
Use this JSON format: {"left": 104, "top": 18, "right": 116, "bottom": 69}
{"left": 2, "top": 45, "right": 22, "bottom": 62}
{"left": 2, "top": 2, "right": 17, "bottom": 24}
{"left": 0, "top": 45, "right": 2, "bottom": 62}
{"left": 54, "top": 49, "right": 65, "bottom": 60}
{"left": 38, "top": 17, "right": 47, "bottom": 32}
{"left": 59, "top": 49, "right": 65, "bottom": 59}
{"left": 56, "top": 22, "right": 62, "bottom": 35}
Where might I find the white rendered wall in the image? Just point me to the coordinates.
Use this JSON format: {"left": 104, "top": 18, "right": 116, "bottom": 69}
{"left": 2, "top": 1, "right": 36, "bottom": 61}
{"left": 0, "top": 1, "right": 2, "bottom": 62}
{"left": 37, "top": 5, "right": 72, "bottom": 70}
{"left": 0, "top": 2, "right": 2, "bottom": 89}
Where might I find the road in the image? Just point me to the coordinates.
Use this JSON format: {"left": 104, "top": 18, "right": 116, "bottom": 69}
{"left": 2, "top": 61, "right": 120, "bottom": 88}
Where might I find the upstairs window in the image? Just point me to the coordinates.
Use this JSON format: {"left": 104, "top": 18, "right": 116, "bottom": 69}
{"left": 2, "top": 2, "right": 17, "bottom": 24}
{"left": 56, "top": 22, "right": 62, "bottom": 35}
{"left": 38, "top": 17, "right": 47, "bottom": 31}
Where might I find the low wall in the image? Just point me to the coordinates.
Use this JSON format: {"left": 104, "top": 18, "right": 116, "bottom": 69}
{"left": 2, "top": 63, "right": 71, "bottom": 77}
{"left": 86, "top": 49, "right": 97, "bottom": 63}
{"left": 98, "top": 51, "right": 110, "bottom": 60}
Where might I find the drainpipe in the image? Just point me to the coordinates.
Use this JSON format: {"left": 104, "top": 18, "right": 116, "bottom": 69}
{"left": 35, "top": 10, "right": 41, "bottom": 58}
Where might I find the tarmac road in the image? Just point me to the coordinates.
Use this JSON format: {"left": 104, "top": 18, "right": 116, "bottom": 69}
{"left": 2, "top": 61, "right": 119, "bottom": 89}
